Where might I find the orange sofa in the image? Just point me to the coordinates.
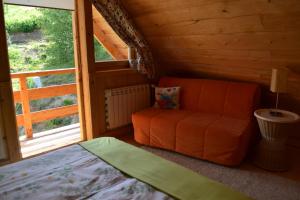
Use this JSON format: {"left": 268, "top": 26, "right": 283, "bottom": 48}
{"left": 132, "top": 77, "right": 261, "bottom": 166}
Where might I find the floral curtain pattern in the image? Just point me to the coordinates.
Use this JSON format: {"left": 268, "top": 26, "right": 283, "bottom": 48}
{"left": 91, "top": 0, "right": 156, "bottom": 79}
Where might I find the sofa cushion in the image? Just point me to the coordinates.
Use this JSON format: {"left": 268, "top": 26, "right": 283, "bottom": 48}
{"left": 159, "top": 77, "right": 260, "bottom": 119}
{"left": 132, "top": 108, "right": 163, "bottom": 145}
{"left": 203, "top": 117, "right": 252, "bottom": 166}
{"left": 150, "top": 109, "right": 194, "bottom": 150}
{"left": 196, "top": 81, "right": 228, "bottom": 114}
{"left": 223, "top": 83, "right": 260, "bottom": 119}
{"left": 176, "top": 113, "right": 221, "bottom": 158}
{"left": 159, "top": 77, "right": 203, "bottom": 111}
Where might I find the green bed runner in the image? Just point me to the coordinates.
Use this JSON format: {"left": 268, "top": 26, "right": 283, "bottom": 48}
{"left": 80, "top": 137, "right": 251, "bottom": 200}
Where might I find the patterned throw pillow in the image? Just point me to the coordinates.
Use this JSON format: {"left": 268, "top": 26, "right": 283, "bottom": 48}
{"left": 154, "top": 87, "right": 180, "bottom": 109}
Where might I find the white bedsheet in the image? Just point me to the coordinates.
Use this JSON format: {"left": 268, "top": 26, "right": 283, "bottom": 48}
{"left": 0, "top": 145, "right": 172, "bottom": 200}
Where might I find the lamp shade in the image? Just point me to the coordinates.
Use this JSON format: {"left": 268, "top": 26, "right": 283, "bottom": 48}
{"left": 270, "top": 68, "right": 288, "bottom": 93}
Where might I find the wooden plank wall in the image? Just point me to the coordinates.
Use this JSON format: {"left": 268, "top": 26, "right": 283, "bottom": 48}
{"left": 122, "top": 0, "right": 300, "bottom": 148}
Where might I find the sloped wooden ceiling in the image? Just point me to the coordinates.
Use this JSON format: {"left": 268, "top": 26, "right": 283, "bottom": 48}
{"left": 92, "top": 6, "right": 128, "bottom": 60}
{"left": 122, "top": 0, "right": 300, "bottom": 107}
{"left": 122, "top": 0, "right": 300, "bottom": 147}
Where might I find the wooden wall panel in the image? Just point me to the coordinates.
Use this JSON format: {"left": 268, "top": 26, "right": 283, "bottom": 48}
{"left": 122, "top": 0, "right": 300, "bottom": 147}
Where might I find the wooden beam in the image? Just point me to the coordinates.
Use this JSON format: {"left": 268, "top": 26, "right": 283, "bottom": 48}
{"left": 93, "top": 23, "right": 127, "bottom": 60}
{"left": 28, "top": 84, "right": 77, "bottom": 100}
{"left": 94, "top": 60, "right": 129, "bottom": 71}
{"left": 92, "top": 6, "right": 128, "bottom": 60}
{"left": 16, "top": 105, "right": 78, "bottom": 126}
{"left": 13, "top": 91, "right": 21, "bottom": 103}
{"left": 72, "top": 10, "right": 87, "bottom": 141}
{"left": 11, "top": 68, "right": 75, "bottom": 79}
{"left": 76, "top": 0, "right": 99, "bottom": 140}
{"left": 16, "top": 114, "right": 24, "bottom": 126}
{"left": 0, "top": 0, "right": 21, "bottom": 162}
{"left": 19, "top": 77, "right": 33, "bottom": 138}
{"left": 31, "top": 105, "right": 78, "bottom": 123}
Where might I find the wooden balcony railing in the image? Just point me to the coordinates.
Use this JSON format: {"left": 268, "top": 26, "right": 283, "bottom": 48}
{"left": 11, "top": 68, "right": 78, "bottom": 139}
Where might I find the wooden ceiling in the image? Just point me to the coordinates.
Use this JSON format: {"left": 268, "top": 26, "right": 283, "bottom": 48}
{"left": 122, "top": 0, "right": 300, "bottom": 107}
{"left": 92, "top": 6, "right": 128, "bottom": 60}
{"left": 120, "top": 0, "right": 300, "bottom": 147}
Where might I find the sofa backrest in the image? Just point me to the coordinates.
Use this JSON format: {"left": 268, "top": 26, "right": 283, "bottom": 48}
{"left": 159, "top": 77, "right": 261, "bottom": 119}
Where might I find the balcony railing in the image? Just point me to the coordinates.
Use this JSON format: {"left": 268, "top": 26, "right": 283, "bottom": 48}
{"left": 11, "top": 68, "right": 78, "bottom": 139}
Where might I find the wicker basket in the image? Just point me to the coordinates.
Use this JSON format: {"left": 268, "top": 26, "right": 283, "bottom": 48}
{"left": 254, "top": 109, "right": 299, "bottom": 171}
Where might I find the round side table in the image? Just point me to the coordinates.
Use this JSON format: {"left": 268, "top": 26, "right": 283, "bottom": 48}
{"left": 254, "top": 109, "right": 299, "bottom": 171}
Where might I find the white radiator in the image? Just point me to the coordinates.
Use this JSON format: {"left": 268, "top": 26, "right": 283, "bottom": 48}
{"left": 105, "top": 84, "right": 150, "bottom": 130}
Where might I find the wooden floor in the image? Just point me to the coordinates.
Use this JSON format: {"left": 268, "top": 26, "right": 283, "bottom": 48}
{"left": 20, "top": 123, "right": 81, "bottom": 158}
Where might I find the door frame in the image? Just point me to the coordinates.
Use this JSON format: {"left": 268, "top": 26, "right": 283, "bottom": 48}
{"left": 0, "top": 0, "right": 88, "bottom": 164}
{"left": 72, "top": 9, "right": 87, "bottom": 141}
{"left": 0, "top": 0, "right": 21, "bottom": 164}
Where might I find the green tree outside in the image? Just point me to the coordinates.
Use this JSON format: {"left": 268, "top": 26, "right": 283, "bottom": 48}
{"left": 4, "top": 5, "right": 113, "bottom": 135}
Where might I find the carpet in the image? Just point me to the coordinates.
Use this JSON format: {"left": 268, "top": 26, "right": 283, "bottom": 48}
{"left": 142, "top": 146, "right": 300, "bottom": 200}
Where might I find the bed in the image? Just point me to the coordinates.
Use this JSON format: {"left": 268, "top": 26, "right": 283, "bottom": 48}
{"left": 0, "top": 137, "right": 250, "bottom": 200}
